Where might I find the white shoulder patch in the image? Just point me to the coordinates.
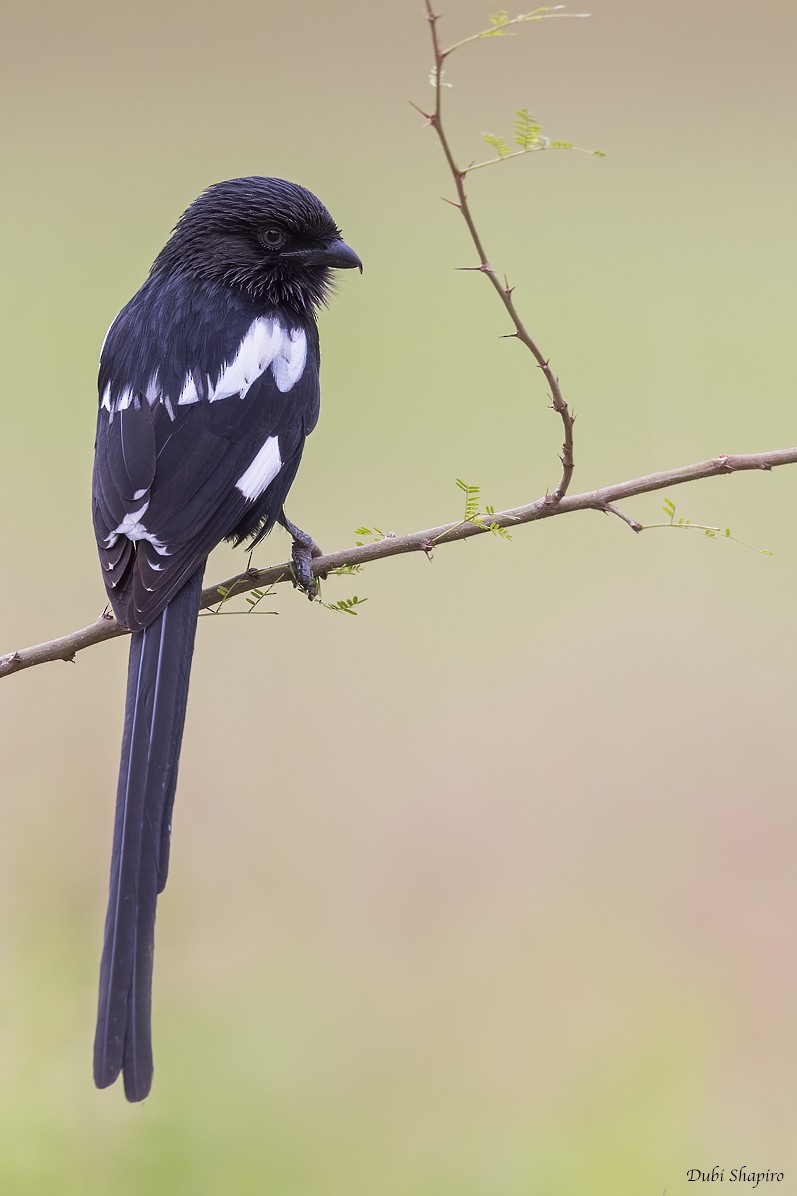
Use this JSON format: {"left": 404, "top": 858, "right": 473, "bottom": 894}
{"left": 272, "top": 328, "right": 308, "bottom": 393}
{"left": 209, "top": 318, "right": 284, "bottom": 403}
{"left": 208, "top": 319, "right": 307, "bottom": 401}
{"left": 236, "top": 435, "right": 282, "bottom": 501}
{"left": 100, "top": 318, "right": 309, "bottom": 417}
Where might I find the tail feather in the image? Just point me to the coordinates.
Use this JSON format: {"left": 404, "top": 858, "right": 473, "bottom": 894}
{"left": 94, "top": 569, "right": 204, "bottom": 1101}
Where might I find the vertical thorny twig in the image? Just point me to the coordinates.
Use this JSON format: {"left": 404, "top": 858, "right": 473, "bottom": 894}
{"left": 416, "top": 1, "right": 576, "bottom": 501}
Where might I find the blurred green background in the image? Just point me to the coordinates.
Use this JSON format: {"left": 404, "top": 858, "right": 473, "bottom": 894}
{"left": 2, "top": 1, "right": 796, "bottom": 1192}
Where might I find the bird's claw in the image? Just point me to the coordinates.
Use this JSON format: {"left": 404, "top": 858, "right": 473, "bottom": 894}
{"left": 281, "top": 514, "right": 323, "bottom": 601}
{"left": 290, "top": 540, "right": 319, "bottom": 599}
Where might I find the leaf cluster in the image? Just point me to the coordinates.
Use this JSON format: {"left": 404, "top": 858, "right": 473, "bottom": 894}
{"left": 321, "top": 596, "right": 368, "bottom": 616}
{"left": 651, "top": 499, "right": 773, "bottom": 555}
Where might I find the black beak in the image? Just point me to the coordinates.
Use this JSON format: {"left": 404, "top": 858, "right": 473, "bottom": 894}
{"left": 286, "top": 239, "right": 363, "bottom": 272}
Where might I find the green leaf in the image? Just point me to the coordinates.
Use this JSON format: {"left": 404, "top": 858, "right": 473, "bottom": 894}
{"left": 647, "top": 497, "right": 774, "bottom": 555}
{"left": 514, "top": 108, "right": 542, "bottom": 149}
{"left": 354, "top": 525, "right": 384, "bottom": 543}
{"left": 323, "top": 595, "right": 368, "bottom": 616}
{"left": 480, "top": 10, "right": 512, "bottom": 37}
{"left": 456, "top": 478, "right": 481, "bottom": 522}
{"left": 488, "top": 522, "right": 513, "bottom": 540}
{"left": 482, "top": 132, "right": 511, "bottom": 157}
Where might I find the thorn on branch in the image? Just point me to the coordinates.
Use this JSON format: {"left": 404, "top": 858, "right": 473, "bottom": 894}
{"left": 408, "top": 99, "right": 435, "bottom": 125}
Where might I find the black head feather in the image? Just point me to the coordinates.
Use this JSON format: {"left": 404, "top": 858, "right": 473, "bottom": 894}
{"left": 151, "top": 176, "right": 361, "bottom": 314}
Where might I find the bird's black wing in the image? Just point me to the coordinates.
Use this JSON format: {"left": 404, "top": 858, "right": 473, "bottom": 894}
{"left": 92, "top": 314, "right": 320, "bottom": 631}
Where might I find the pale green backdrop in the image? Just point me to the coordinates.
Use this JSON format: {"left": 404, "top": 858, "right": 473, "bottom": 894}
{"left": 1, "top": 1, "right": 795, "bottom": 1193}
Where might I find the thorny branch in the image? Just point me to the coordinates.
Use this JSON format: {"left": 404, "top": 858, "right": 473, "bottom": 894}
{"left": 415, "top": 0, "right": 576, "bottom": 501}
{"left": 3, "top": 448, "right": 795, "bottom": 679}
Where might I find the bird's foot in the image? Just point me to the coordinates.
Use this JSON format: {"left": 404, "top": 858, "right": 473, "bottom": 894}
{"left": 280, "top": 514, "right": 324, "bottom": 600}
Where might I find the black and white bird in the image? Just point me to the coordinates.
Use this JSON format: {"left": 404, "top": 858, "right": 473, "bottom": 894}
{"left": 92, "top": 176, "right": 361, "bottom": 1102}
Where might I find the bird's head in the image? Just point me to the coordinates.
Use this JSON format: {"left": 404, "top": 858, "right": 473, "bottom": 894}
{"left": 152, "top": 176, "right": 362, "bottom": 314}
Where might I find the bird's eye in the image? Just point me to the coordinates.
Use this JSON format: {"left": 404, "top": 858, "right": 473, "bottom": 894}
{"left": 260, "top": 228, "right": 286, "bottom": 250}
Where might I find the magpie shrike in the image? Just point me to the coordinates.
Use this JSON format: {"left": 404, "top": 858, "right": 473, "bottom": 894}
{"left": 92, "top": 176, "right": 361, "bottom": 1101}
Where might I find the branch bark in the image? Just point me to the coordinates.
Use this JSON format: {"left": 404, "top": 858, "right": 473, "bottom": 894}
{"left": 2, "top": 447, "right": 793, "bottom": 680}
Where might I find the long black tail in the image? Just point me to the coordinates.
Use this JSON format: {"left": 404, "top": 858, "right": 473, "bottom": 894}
{"left": 94, "top": 569, "right": 204, "bottom": 1101}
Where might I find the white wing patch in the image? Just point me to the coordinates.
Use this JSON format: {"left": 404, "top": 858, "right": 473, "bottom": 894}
{"left": 101, "top": 318, "right": 308, "bottom": 416}
{"left": 103, "top": 502, "right": 172, "bottom": 557}
{"left": 236, "top": 436, "right": 282, "bottom": 501}
{"left": 178, "top": 374, "right": 200, "bottom": 406}
{"left": 101, "top": 384, "right": 132, "bottom": 413}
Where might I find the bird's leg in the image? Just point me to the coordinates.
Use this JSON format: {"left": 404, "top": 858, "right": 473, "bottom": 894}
{"left": 279, "top": 512, "right": 324, "bottom": 600}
